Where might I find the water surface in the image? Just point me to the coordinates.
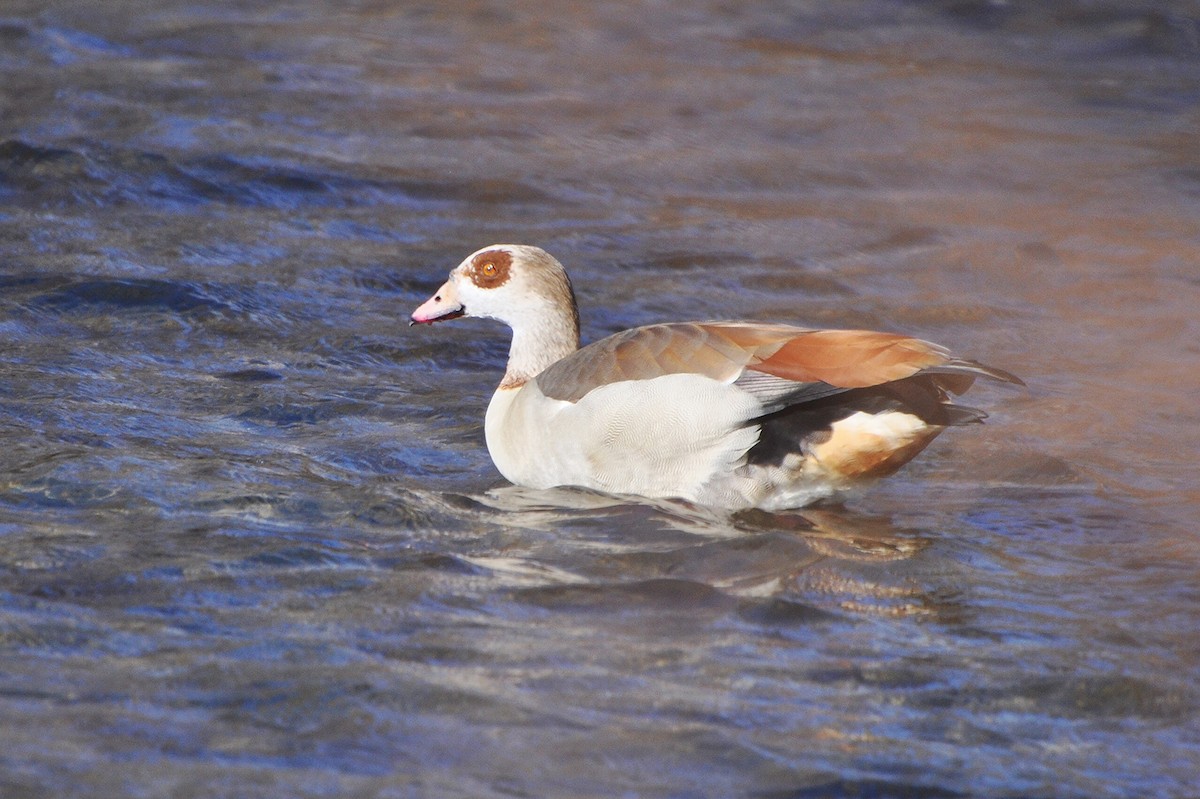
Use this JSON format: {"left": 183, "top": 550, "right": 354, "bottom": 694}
{"left": 1, "top": 1, "right": 1199, "bottom": 797}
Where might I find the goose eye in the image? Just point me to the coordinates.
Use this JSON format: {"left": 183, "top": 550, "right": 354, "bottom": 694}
{"left": 470, "top": 250, "right": 511, "bottom": 287}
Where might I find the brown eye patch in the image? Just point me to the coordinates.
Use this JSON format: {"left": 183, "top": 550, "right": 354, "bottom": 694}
{"left": 468, "top": 249, "right": 513, "bottom": 289}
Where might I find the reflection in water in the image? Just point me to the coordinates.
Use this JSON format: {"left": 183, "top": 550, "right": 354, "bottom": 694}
{"left": 0, "top": 0, "right": 1198, "bottom": 796}
{"left": 475, "top": 486, "right": 955, "bottom": 620}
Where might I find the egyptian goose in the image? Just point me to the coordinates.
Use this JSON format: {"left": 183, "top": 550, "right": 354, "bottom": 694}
{"left": 411, "top": 245, "right": 1021, "bottom": 510}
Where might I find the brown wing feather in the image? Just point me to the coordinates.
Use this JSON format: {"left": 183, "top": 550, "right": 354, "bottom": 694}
{"left": 752, "top": 329, "right": 951, "bottom": 388}
{"left": 536, "top": 321, "right": 1016, "bottom": 403}
{"left": 537, "top": 323, "right": 764, "bottom": 401}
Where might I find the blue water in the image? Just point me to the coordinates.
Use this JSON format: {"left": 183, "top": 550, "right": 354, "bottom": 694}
{"left": 1, "top": 2, "right": 1199, "bottom": 797}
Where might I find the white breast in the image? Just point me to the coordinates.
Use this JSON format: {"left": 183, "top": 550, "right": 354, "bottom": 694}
{"left": 485, "top": 374, "right": 763, "bottom": 502}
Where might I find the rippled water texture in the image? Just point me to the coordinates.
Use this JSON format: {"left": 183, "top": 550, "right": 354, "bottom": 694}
{"left": 2, "top": 1, "right": 1199, "bottom": 797}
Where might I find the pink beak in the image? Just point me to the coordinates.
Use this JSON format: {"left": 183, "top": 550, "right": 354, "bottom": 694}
{"left": 410, "top": 279, "right": 465, "bottom": 325}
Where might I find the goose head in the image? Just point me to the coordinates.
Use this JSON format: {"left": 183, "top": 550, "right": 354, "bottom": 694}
{"left": 411, "top": 244, "right": 582, "bottom": 385}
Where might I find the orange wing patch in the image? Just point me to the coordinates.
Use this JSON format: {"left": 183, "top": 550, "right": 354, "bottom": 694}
{"left": 752, "top": 330, "right": 949, "bottom": 388}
